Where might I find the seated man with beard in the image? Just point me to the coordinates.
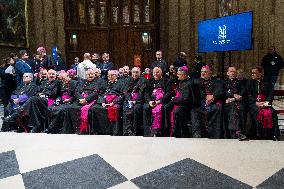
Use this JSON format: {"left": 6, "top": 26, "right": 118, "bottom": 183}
{"left": 1, "top": 73, "right": 38, "bottom": 132}
{"left": 143, "top": 67, "right": 171, "bottom": 137}
{"left": 164, "top": 66, "right": 194, "bottom": 137}
{"left": 122, "top": 67, "right": 145, "bottom": 136}
{"left": 89, "top": 70, "right": 125, "bottom": 135}
{"left": 61, "top": 68, "right": 106, "bottom": 134}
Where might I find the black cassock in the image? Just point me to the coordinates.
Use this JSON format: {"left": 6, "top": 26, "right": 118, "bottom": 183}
{"left": 191, "top": 77, "right": 224, "bottom": 138}
{"left": 89, "top": 79, "right": 124, "bottom": 135}
{"left": 164, "top": 78, "right": 193, "bottom": 137}
{"left": 122, "top": 77, "right": 145, "bottom": 136}
{"left": 143, "top": 77, "right": 171, "bottom": 137}
{"left": 247, "top": 79, "right": 279, "bottom": 139}
{"left": 1, "top": 82, "right": 38, "bottom": 132}
{"left": 223, "top": 79, "right": 247, "bottom": 138}
{"left": 62, "top": 78, "right": 106, "bottom": 134}
{"left": 20, "top": 80, "right": 61, "bottom": 132}
{"left": 45, "top": 79, "right": 78, "bottom": 134}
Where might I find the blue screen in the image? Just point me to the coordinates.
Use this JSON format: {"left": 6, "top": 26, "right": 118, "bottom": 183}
{"left": 198, "top": 12, "right": 253, "bottom": 52}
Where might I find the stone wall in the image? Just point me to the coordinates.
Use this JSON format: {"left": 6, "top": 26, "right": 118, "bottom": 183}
{"left": 160, "top": 0, "right": 284, "bottom": 76}
{"left": 1, "top": 0, "right": 284, "bottom": 77}
{"left": 0, "top": 0, "right": 65, "bottom": 63}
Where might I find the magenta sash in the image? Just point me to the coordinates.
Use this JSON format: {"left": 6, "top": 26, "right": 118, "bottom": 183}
{"left": 48, "top": 99, "right": 55, "bottom": 106}
{"left": 79, "top": 92, "right": 94, "bottom": 133}
{"left": 131, "top": 92, "right": 138, "bottom": 101}
{"left": 257, "top": 108, "right": 273, "bottom": 129}
{"left": 106, "top": 94, "right": 117, "bottom": 103}
{"left": 79, "top": 100, "right": 96, "bottom": 133}
{"left": 256, "top": 94, "right": 266, "bottom": 102}
{"left": 144, "top": 73, "right": 151, "bottom": 79}
{"left": 62, "top": 92, "right": 71, "bottom": 101}
{"left": 151, "top": 88, "right": 165, "bottom": 130}
{"left": 170, "top": 90, "right": 181, "bottom": 137}
{"left": 105, "top": 94, "right": 119, "bottom": 122}
{"left": 108, "top": 105, "right": 119, "bottom": 122}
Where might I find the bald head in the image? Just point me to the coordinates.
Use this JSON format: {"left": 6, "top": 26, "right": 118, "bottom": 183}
{"left": 83, "top": 53, "right": 91, "bottom": 60}
{"left": 48, "top": 69, "right": 57, "bottom": 82}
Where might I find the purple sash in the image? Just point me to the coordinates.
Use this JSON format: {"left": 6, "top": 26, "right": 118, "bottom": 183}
{"left": 151, "top": 88, "right": 165, "bottom": 130}
{"left": 106, "top": 94, "right": 117, "bottom": 103}
{"left": 108, "top": 105, "right": 119, "bottom": 122}
{"left": 170, "top": 90, "right": 181, "bottom": 137}
{"left": 257, "top": 108, "right": 273, "bottom": 129}
{"left": 62, "top": 92, "right": 71, "bottom": 101}
{"left": 79, "top": 92, "right": 95, "bottom": 133}
{"left": 131, "top": 92, "right": 138, "bottom": 101}
{"left": 105, "top": 94, "right": 119, "bottom": 122}
{"left": 48, "top": 99, "right": 55, "bottom": 106}
{"left": 80, "top": 100, "right": 96, "bottom": 133}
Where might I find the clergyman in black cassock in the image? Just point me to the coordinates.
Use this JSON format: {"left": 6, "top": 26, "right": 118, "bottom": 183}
{"left": 89, "top": 70, "right": 125, "bottom": 135}
{"left": 122, "top": 67, "right": 145, "bottom": 136}
{"left": 44, "top": 71, "right": 78, "bottom": 134}
{"left": 1, "top": 73, "right": 38, "bottom": 132}
{"left": 19, "top": 69, "right": 61, "bottom": 132}
{"left": 191, "top": 65, "right": 224, "bottom": 139}
{"left": 223, "top": 67, "right": 247, "bottom": 140}
{"left": 164, "top": 66, "right": 193, "bottom": 137}
{"left": 247, "top": 67, "right": 280, "bottom": 140}
{"left": 143, "top": 67, "right": 171, "bottom": 137}
{"left": 62, "top": 69, "right": 106, "bottom": 134}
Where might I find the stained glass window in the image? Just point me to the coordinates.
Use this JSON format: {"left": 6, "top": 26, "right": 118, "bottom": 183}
{"left": 112, "top": 0, "right": 119, "bottom": 24}
{"left": 78, "top": 0, "right": 86, "bottom": 24}
{"left": 123, "top": 0, "right": 130, "bottom": 24}
{"left": 133, "top": 0, "right": 140, "bottom": 23}
{"left": 144, "top": 0, "right": 150, "bottom": 23}
{"left": 88, "top": 0, "right": 96, "bottom": 24}
{"left": 99, "top": 0, "right": 107, "bottom": 25}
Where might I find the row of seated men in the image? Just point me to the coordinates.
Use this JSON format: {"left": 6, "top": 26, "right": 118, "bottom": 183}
{"left": 1, "top": 65, "right": 280, "bottom": 141}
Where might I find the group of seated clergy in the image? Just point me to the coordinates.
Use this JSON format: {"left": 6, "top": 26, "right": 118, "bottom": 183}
{"left": 1, "top": 65, "right": 280, "bottom": 141}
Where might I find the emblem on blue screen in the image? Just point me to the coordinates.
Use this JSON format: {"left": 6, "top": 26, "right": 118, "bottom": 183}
{"left": 213, "top": 25, "right": 230, "bottom": 45}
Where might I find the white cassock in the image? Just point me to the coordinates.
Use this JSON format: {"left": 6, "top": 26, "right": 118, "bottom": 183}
{"left": 77, "top": 60, "right": 96, "bottom": 79}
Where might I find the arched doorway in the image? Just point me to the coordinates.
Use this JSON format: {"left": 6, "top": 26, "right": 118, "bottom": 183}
{"left": 64, "top": 0, "right": 159, "bottom": 69}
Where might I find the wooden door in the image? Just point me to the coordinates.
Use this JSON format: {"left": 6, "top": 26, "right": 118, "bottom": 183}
{"left": 64, "top": 0, "right": 159, "bottom": 69}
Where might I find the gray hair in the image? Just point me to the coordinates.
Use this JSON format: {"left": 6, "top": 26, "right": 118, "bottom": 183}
{"left": 94, "top": 67, "right": 101, "bottom": 74}
{"left": 23, "top": 73, "right": 33, "bottom": 79}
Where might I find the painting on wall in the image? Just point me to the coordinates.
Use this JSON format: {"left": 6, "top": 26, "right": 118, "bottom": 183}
{"left": 0, "top": 0, "right": 28, "bottom": 47}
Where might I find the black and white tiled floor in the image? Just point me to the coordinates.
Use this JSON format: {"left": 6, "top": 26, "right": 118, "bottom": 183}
{"left": 0, "top": 133, "right": 284, "bottom": 189}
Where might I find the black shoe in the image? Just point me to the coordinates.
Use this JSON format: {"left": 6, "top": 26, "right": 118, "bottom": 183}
{"left": 193, "top": 132, "right": 202, "bottom": 138}
{"left": 273, "top": 136, "right": 280, "bottom": 141}
{"left": 3, "top": 113, "right": 18, "bottom": 122}
{"left": 30, "top": 128, "right": 38, "bottom": 133}
{"left": 3, "top": 115, "right": 13, "bottom": 122}
{"left": 238, "top": 134, "right": 247, "bottom": 141}
{"left": 43, "top": 128, "right": 51, "bottom": 134}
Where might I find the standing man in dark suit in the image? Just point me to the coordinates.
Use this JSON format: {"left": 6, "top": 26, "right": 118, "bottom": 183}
{"left": 15, "top": 50, "right": 33, "bottom": 86}
{"left": 261, "top": 46, "right": 284, "bottom": 86}
{"left": 98, "top": 53, "right": 114, "bottom": 80}
{"left": 150, "top": 50, "right": 169, "bottom": 76}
